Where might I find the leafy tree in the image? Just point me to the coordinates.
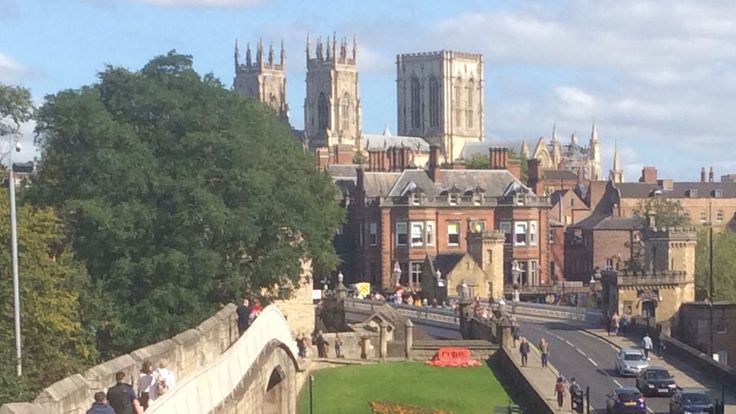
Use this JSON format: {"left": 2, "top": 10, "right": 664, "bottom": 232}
{"left": 0, "top": 83, "right": 34, "bottom": 140}
{"left": 0, "top": 189, "right": 96, "bottom": 404}
{"left": 632, "top": 198, "right": 690, "bottom": 227}
{"left": 694, "top": 227, "right": 736, "bottom": 302}
{"left": 29, "top": 51, "right": 343, "bottom": 356}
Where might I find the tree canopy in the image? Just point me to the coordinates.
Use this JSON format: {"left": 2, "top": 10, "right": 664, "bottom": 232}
{"left": 695, "top": 227, "right": 736, "bottom": 302}
{"left": 29, "top": 51, "right": 343, "bottom": 356}
{"left": 0, "top": 189, "right": 95, "bottom": 404}
{"left": 0, "top": 83, "right": 34, "bottom": 140}
{"left": 632, "top": 198, "right": 690, "bottom": 228}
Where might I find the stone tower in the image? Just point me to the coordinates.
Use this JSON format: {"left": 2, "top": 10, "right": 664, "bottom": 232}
{"left": 588, "top": 121, "right": 602, "bottom": 180}
{"left": 234, "top": 39, "right": 289, "bottom": 123}
{"left": 466, "top": 231, "right": 505, "bottom": 301}
{"left": 396, "top": 50, "right": 484, "bottom": 162}
{"left": 304, "top": 34, "right": 361, "bottom": 149}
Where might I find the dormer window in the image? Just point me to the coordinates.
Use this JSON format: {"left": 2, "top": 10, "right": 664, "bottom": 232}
{"left": 449, "top": 193, "right": 458, "bottom": 205}
{"left": 688, "top": 189, "right": 698, "bottom": 198}
{"left": 410, "top": 192, "right": 420, "bottom": 205}
{"left": 515, "top": 193, "right": 525, "bottom": 206}
{"left": 713, "top": 189, "right": 723, "bottom": 198}
{"left": 473, "top": 193, "right": 483, "bottom": 205}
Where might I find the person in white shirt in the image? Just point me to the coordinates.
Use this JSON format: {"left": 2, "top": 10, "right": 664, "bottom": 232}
{"left": 137, "top": 361, "right": 155, "bottom": 409}
{"left": 150, "top": 360, "right": 177, "bottom": 401}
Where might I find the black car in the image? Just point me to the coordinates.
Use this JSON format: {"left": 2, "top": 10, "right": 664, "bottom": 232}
{"left": 606, "top": 387, "right": 647, "bottom": 414}
{"left": 669, "top": 389, "right": 715, "bottom": 414}
{"left": 636, "top": 367, "right": 677, "bottom": 396}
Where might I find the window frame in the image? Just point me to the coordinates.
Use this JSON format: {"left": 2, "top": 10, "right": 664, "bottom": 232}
{"left": 514, "top": 222, "right": 528, "bottom": 246}
{"left": 447, "top": 221, "right": 460, "bottom": 246}
{"left": 369, "top": 222, "right": 378, "bottom": 246}
{"left": 410, "top": 261, "right": 423, "bottom": 286}
{"left": 396, "top": 222, "right": 408, "bottom": 247}
{"left": 411, "top": 222, "right": 425, "bottom": 247}
{"left": 425, "top": 221, "right": 435, "bottom": 246}
{"left": 500, "top": 221, "right": 512, "bottom": 245}
{"left": 529, "top": 221, "right": 537, "bottom": 245}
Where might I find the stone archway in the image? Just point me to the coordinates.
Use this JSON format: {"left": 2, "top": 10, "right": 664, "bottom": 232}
{"left": 263, "top": 365, "right": 287, "bottom": 414}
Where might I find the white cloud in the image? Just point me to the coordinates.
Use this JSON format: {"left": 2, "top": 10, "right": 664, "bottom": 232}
{"left": 123, "top": 0, "right": 265, "bottom": 7}
{"left": 0, "top": 52, "right": 28, "bottom": 84}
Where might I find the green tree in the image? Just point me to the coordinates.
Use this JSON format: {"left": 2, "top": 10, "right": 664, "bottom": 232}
{"left": 632, "top": 198, "right": 690, "bottom": 227}
{"left": 0, "top": 83, "right": 34, "bottom": 140}
{"left": 0, "top": 189, "right": 96, "bottom": 404}
{"left": 29, "top": 51, "right": 343, "bottom": 356}
{"left": 694, "top": 228, "right": 736, "bottom": 302}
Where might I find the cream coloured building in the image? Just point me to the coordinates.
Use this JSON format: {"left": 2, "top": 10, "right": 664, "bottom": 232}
{"left": 396, "top": 50, "right": 484, "bottom": 162}
{"left": 233, "top": 39, "right": 289, "bottom": 123}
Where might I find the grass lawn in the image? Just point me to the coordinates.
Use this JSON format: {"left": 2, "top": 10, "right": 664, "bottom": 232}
{"left": 296, "top": 362, "right": 509, "bottom": 414}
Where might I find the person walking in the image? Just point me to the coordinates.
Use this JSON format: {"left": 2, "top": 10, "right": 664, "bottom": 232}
{"left": 569, "top": 377, "right": 582, "bottom": 411}
{"left": 610, "top": 312, "right": 620, "bottom": 336}
{"left": 236, "top": 297, "right": 251, "bottom": 336}
{"left": 137, "top": 361, "right": 154, "bottom": 410}
{"left": 86, "top": 391, "right": 115, "bottom": 414}
{"left": 315, "top": 330, "right": 327, "bottom": 358}
{"left": 296, "top": 332, "right": 307, "bottom": 359}
{"left": 334, "top": 333, "right": 343, "bottom": 358}
{"left": 657, "top": 332, "right": 666, "bottom": 358}
{"left": 107, "top": 371, "right": 143, "bottom": 414}
{"left": 554, "top": 376, "right": 566, "bottom": 411}
{"left": 539, "top": 337, "right": 550, "bottom": 368}
{"left": 519, "top": 337, "right": 530, "bottom": 367}
{"left": 642, "top": 333, "right": 653, "bottom": 360}
{"left": 150, "top": 360, "right": 177, "bottom": 401}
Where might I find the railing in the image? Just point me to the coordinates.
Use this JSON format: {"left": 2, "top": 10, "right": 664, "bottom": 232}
{"left": 147, "top": 305, "right": 297, "bottom": 414}
{"left": 615, "top": 272, "right": 688, "bottom": 286}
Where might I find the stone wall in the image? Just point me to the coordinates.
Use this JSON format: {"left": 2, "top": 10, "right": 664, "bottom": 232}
{"left": 273, "top": 260, "right": 316, "bottom": 337}
{"left": 490, "top": 348, "right": 556, "bottom": 414}
{"left": 0, "top": 304, "right": 238, "bottom": 414}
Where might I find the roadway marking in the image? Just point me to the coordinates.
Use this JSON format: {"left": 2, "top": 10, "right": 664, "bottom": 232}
{"left": 613, "top": 379, "right": 623, "bottom": 387}
{"left": 647, "top": 408, "right": 655, "bottom": 413}
{"left": 576, "top": 348, "right": 587, "bottom": 357}
{"left": 564, "top": 339, "right": 575, "bottom": 347}
{"left": 587, "top": 357, "right": 598, "bottom": 367}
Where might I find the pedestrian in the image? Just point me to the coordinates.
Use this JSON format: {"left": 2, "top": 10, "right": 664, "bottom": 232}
{"left": 642, "top": 333, "right": 653, "bottom": 360}
{"left": 86, "top": 391, "right": 115, "bottom": 414}
{"left": 137, "top": 361, "right": 154, "bottom": 410}
{"left": 611, "top": 312, "right": 620, "bottom": 336}
{"left": 150, "top": 360, "right": 176, "bottom": 401}
{"left": 248, "top": 298, "right": 263, "bottom": 324}
{"left": 657, "top": 332, "right": 666, "bottom": 358}
{"left": 315, "top": 330, "right": 327, "bottom": 358}
{"left": 554, "top": 376, "right": 566, "bottom": 410}
{"left": 334, "top": 333, "right": 343, "bottom": 358}
{"left": 512, "top": 325, "right": 521, "bottom": 347}
{"left": 539, "top": 337, "right": 550, "bottom": 368}
{"left": 107, "top": 371, "right": 143, "bottom": 414}
{"left": 569, "top": 377, "right": 582, "bottom": 411}
{"left": 236, "top": 297, "right": 251, "bottom": 336}
{"left": 519, "top": 337, "right": 530, "bottom": 367}
{"left": 296, "top": 332, "right": 307, "bottom": 359}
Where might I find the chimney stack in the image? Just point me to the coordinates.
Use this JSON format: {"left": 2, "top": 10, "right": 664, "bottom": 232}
{"left": 709, "top": 166, "right": 714, "bottom": 183}
{"left": 428, "top": 144, "right": 441, "bottom": 182}
{"left": 527, "top": 158, "right": 541, "bottom": 193}
{"left": 489, "top": 147, "right": 509, "bottom": 170}
{"left": 701, "top": 167, "right": 706, "bottom": 183}
{"left": 639, "top": 166, "right": 658, "bottom": 184}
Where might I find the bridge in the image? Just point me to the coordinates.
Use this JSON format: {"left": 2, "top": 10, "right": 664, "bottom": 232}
{"left": 0, "top": 304, "right": 305, "bottom": 414}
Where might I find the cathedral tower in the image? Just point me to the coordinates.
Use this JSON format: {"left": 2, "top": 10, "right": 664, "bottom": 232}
{"left": 396, "top": 50, "right": 484, "bottom": 161}
{"left": 609, "top": 139, "right": 624, "bottom": 183}
{"left": 304, "top": 34, "right": 361, "bottom": 148}
{"left": 234, "top": 39, "right": 289, "bottom": 123}
{"left": 589, "top": 121, "right": 602, "bottom": 180}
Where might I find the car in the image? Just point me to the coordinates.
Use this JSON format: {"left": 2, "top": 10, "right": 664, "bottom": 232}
{"left": 606, "top": 387, "right": 647, "bottom": 414}
{"left": 669, "top": 389, "right": 715, "bottom": 414}
{"left": 636, "top": 367, "right": 677, "bottom": 396}
{"left": 615, "top": 348, "right": 649, "bottom": 377}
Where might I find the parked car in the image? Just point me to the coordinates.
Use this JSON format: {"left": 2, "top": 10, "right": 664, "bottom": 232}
{"left": 636, "top": 367, "right": 677, "bottom": 396}
{"left": 615, "top": 348, "right": 649, "bottom": 377}
{"left": 606, "top": 387, "right": 647, "bottom": 414}
{"left": 669, "top": 389, "right": 715, "bottom": 414}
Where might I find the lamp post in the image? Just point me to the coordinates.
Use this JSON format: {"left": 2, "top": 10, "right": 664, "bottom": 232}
{"left": 5, "top": 139, "right": 23, "bottom": 376}
{"left": 709, "top": 223, "right": 714, "bottom": 359}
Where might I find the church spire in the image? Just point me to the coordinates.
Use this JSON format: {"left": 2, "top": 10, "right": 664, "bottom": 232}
{"left": 280, "top": 40, "right": 285, "bottom": 65}
{"left": 551, "top": 123, "right": 558, "bottom": 143}
{"left": 612, "top": 139, "right": 620, "bottom": 171}
{"left": 609, "top": 139, "right": 624, "bottom": 183}
{"left": 306, "top": 34, "right": 311, "bottom": 62}
{"left": 234, "top": 39, "right": 240, "bottom": 71}
{"left": 332, "top": 32, "right": 337, "bottom": 63}
{"left": 352, "top": 34, "right": 357, "bottom": 62}
{"left": 520, "top": 140, "right": 529, "bottom": 158}
{"left": 257, "top": 38, "right": 263, "bottom": 67}
{"left": 268, "top": 42, "right": 274, "bottom": 65}
{"left": 591, "top": 119, "right": 599, "bottom": 142}
{"left": 245, "top": 43, "right": 252, "bottom": 67}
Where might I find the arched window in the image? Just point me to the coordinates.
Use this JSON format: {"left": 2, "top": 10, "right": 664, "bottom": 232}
{"left": 318, "top": 93, "right": 329, "bottom": 130}
{"left": 269, "top": 94, "right": 278, "bottom": 110}
{"left": 410, "top": 76, "right": 421, "bottom": 129}
{"left": 454, "top": 77, "right": 463, "bottom": 128}
{"left": 466, "top": 79, "right": 474, "bottom": 128}
{"left": 341, "top": 92, "right": 351, "bottom": 132}
{"left": 429, "top": 76, "right": 439, "bottom": 128}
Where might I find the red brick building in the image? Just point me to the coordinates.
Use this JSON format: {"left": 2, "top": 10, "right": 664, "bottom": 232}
{"left": 345, "top": 147, "right": 551, "bottom": 291}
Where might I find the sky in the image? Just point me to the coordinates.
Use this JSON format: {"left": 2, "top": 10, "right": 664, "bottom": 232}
{"left": 2, "top": 0, "right": 735, "bottom": 181}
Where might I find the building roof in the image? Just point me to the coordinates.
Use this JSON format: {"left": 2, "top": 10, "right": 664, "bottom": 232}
{"left": 592, "top": 217, "right": 643, "bottom": 230}
{"left": 428, "top": 253, "right": 467, "bottom": 277}
{"left": 362, "top": 133, "right": 430, "bottom": 152}
{"left": 615, "top": 182, "right": 736, "bottom": 199}
{"left": 543, "top": 169, "right": 579, "bottom": 181}
{"left": 326, "top": 164, "right": 360, "bottom": 179}
{"left": 361, "top": 168, "right": 528, "bottom": 199}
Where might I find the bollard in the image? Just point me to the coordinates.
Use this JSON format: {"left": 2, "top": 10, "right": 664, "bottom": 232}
{"left": 586, "top": 386, "right": 590, "bottom": 414}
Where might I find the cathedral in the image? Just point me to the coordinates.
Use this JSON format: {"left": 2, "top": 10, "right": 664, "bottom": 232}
{"left": 232, "top": 35, "right": 603, "bottom": 181}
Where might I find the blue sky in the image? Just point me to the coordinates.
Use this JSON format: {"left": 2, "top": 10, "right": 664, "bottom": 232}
{"left": 2, "top": 0, "right": 736, "bottom": 181}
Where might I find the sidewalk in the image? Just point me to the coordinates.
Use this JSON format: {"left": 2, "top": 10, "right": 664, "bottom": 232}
{"left": 581, "top": 327, "right": 735, "bottom": 414}
{"left": 506, "top": 342, "right": 579, "bottom": 413}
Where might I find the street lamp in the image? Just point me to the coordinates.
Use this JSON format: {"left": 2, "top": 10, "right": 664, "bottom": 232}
{"left": 708, "top": 222, "right": 715, "bottom": 359}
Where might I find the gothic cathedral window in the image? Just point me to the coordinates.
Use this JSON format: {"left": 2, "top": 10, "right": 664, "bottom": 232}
{"left": 341, "top": 92, "right": 350, "bottom": 132}
{"left": 466, "top": 79, "right": 474, "bottom": 128}
{"left": 454, "top": 78, "right": 463, "bottom": 128}
{"left": 318, "top": 93, "right": 329, "bottom": 130}
{"left": 429, "top": 77, "right": 439, "bottom": 128}
{"left": 410, "top": 76, "right": 421, "bottom": 129}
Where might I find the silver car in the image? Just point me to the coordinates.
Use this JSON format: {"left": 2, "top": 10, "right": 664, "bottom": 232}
{"left": 615, "top": 348, "right": 649, "bottom": 377}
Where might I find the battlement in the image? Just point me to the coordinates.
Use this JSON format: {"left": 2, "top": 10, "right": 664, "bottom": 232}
{"left": 644, "top": 226, "right": 698, "bottom": 241}
{"left": 305, "top": 33, "right": 357, "bottom": 67}
{"left": 234, "top": 38, "right": 285, "bottom": 72}
{"left": 397, "top": 49, "right": 483, "bottom": 61}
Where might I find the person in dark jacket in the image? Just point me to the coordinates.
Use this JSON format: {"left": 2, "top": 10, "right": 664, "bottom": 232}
{"left": 86, "top": 392, "right": 115, "bottom": 414}
{"left": 107, "top": 371, "right": 143, "bottom": 414}
{"left": 236, "top": 297, "right": 251, "bottom": 336}
{"left": 519, "top": 337, "right": 530, "bottom": 367}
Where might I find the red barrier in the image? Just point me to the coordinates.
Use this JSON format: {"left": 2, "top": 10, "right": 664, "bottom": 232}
{"left": 425, "top": 347, "right": 480, "bottom": 367}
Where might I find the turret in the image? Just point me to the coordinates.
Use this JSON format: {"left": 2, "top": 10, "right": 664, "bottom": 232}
{"left": 306, "top": 34, "right": 311, "bottom": 62}
{"left": 256, "top": 38, "right": 263, "bottom": 67}
{"left": 268, "top": 42, "right": 274, "bottom": 65}
{"left": 245, "top": 43, "right": 252, "bottom": 67}
{"left": 352, "top": 34, "right": 357, "bottom": 62}
{"left": 280, "top": 40, "right": 286, "bottom": 66}
{"left": 234, "top": 39, "right": 240, "bottom": 71}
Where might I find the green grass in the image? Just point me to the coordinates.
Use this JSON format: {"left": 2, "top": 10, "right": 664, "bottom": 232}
{"left": 297, "top": 362, "right": 509, "bottom": 414}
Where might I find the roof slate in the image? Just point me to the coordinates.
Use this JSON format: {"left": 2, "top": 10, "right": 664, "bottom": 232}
{"left": 616, "top": 182, "right": 736, "bottom": 198}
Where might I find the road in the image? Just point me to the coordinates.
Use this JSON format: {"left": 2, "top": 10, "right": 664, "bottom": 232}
{"left": 520, "top": 318, "right": 672, "bottom": 414}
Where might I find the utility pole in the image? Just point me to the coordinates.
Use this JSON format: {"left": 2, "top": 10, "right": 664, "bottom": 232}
{"left": 6, "top": 140, "right": 23, "bottom": 376}
{"left": 709, "top": 224, "right": 714, "bottom": 359}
